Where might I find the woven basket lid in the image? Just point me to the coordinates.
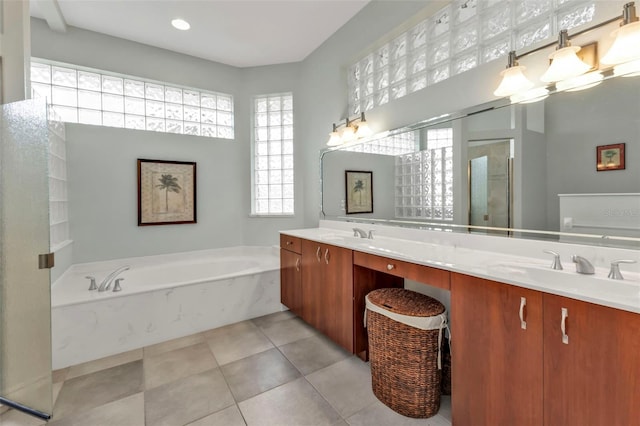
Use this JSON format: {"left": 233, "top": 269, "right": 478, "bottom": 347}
{"left": 367, "top": 288, "right": 444, "bottom": 317}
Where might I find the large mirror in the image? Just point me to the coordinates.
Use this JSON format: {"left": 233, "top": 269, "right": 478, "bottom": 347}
{"left": 321, "top": 73, "right": 640, "bottom": 248}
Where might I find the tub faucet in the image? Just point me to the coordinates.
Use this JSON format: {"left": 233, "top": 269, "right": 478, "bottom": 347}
{"left": 98, "top": 266, "right": 130, "bottom": 292}
{"left": 571, "top": 255, "right": 595, "bottom": 275}
{"left": 353, "top": 228, "right": 373, "bottom": 239}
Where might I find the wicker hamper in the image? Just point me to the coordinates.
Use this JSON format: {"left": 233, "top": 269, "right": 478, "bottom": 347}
{"left": 365, "top": 288, "right": 447, "bottom": 418}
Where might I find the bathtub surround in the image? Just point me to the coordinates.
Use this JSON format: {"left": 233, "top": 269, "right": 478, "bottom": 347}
{"left": 51, "top": 246, "right": 281, "bottom": 369}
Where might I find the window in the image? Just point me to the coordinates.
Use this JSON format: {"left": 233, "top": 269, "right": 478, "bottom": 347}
{"left": 395, "top": 128, "right": 453, "bottom": 220}
{"left": 252, "top": 93, "right": 294, "bottom": 215}
{"left": 348, "top": 1, "right": 596, "bottom": 115}
{"left": 48, "top": 114, "right": 70, "bottom": 251}
{"left": 30, "top": 59, "right": 234, "bottom": 139}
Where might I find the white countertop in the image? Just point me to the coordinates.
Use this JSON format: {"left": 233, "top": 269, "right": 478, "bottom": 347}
{"left": 281, "top": 222, "right": 640, "bottom": 314}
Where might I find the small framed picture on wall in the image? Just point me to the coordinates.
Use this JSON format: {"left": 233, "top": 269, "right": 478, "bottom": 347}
{"left": 596, "top": 143, "right": 625, "bottom": 171}
{"left": 345, "top": 170, "right": 373, "bottom": 214}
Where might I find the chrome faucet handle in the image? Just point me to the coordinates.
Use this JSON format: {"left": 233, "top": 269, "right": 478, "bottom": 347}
{"left": 86, "top": 276, "right": 97, "bottom": 291}
{"left": 608, "top": 260, "right": 637, "bottom": 280}
{"left": 367, "top": 230, "right": 374, "bottom": 239}
{"left": 543, "top": 250, "right": 563, "bottom": 270}
{"left": 571, "top": 255, "right": 595, "bottom": 275}
{"left": 113, "top": 278, "right": 124, "bottom": 292}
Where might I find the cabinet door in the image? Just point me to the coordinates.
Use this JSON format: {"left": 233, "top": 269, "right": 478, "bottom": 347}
{"left": 451, "top": 273, "right": 543, "bottom": 426}
{"left": 323, "top": 245, "right": 354, "bottom": 353}
{"left": 301, "top": 239, "right": 324, "bottom": 330}
{"left": 280, "top": 249, "right": 302, "bottom": 317}
{"left": 543, "top": 294, "right": 640, "bottom": 426}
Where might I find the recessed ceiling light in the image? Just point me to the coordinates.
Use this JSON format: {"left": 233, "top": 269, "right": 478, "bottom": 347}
{"left": 171, "top": 18, "right": 190, "bottom": 31}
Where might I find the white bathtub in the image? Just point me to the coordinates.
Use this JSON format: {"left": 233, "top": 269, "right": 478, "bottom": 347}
{"left": 51, "top": 246, "right": 281, "bottom": 369}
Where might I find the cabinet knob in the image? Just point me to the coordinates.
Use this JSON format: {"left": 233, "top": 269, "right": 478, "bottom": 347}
{"left": 386, "top": 264, "right": 395, "bottom": 271}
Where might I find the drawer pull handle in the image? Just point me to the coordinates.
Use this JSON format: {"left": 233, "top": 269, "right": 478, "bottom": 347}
{"left": 387, "top": 264, "right": 395, "bottom": 271}
{"left": 316, "top": 247, "right": 322, "bottom": 262}
{"left": 561, "top": 307, "right": 569, "bottom": 345}
{"left": 295, "top": 257, "right": 300, "bottom": 272}
{"left": 324, "top": 249, "right": 330, "bottom": 265}
{"left": 519, "top": 297, "right": 527, "bottom": 330}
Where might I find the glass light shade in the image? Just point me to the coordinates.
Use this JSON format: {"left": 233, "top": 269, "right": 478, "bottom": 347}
{"left": 613, "top": 59, "right": 640, "bottom": 77}
{"left": 510, "top": 87, "right": 549, "bottom": 104}
{"left": 355, "top": 121, "right": 373, "bottom": 138}
{"left": 540, "top": 46, "right": 591, "bottom": 83}
{"left": 555, "top": 72, "right": 603, "bottom": 92}
{"left": 341, "top": 126, "right": 355, "bottom": 142}
{"left": 327, "top": 131, "right": 342, "bottom": 146}
{"left": 493, "top": 65, "right": 534, "bottom": 97}
{"left": 601, "top": 21, "right": 640, "bottom": 65}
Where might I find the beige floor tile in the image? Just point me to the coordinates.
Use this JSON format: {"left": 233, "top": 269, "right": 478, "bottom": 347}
{"left": 238, "top": 377, "right": 341, "bottom": 426}
{"left": 250, "top": 310, "right": 295, "bottom": 328}
{"left": 0, "top": 409, "right": 47, "bottom": 426}
{"left": 258, "top": 317, "right": 316, "bottom": 347}
{"left": 52, "top": 368, "right": 69, "bottom": 384}
{"left": 66, "top": 348, "right": 142, "bottom": 380}
{"left": 221, "top": 348, "right": 300, "bottom": 402}
{"left": 279, "top": 334, "right": 350, "bottom": 375}
{"left": 346, "top": 398, "right": 450, "bottom": 426}
{"left": 144, "top": 342, "right": 217, "bottom": 390}
{"left": 143, "top": 332, "right": 205, "bottom": 357}
{"left": 53, "top": 360, "right": 143, "bottom": 420}
{"left": 52, "top": 382, "right": 64, "bottom": 407}
{"left": 48, "top": 392, "right": 144, "bottom": 426}
{"left": 307, "top": 356, "right": 377, "bottom": 419}
{"left": 187, "top": 404, "right": 246, "bottom": 426}
{"left": 205, "top": 321, "right": 274, "bottom": 365}
{"left": 145, "top": 368, "right": 234, "bottom": 426}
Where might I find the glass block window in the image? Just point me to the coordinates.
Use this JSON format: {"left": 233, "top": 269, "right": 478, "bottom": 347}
{"left": 252, "top": 93, "right": 294, "bottom": 215}
{"left": 395, "top": 128, "right": 454, "bottom": 220}
{"left": 343, "top": 131, "right": 418, "bottom": 156}
{"left": 47, "top": 112, "right": 70, "bottom": 251}
{"left": 30, "top": 59, "right": 234, "bottom": 139}
{"left": 348, "top": 0, "right": 596, "bottom": 114}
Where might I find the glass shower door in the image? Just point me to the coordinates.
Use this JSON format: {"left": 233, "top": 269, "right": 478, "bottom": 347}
{"left": 0, "top": 99, "right": 52, "bottom": 419}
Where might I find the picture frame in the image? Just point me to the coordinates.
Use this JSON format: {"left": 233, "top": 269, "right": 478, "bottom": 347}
{"left": 596, "top": 143, "right": 625, "bottom": 171}
{"left": 345, "top": 170, "right": 373, "bottom": 214}
{"left": 138, "top": 159, "right": 197, "bottom": 226}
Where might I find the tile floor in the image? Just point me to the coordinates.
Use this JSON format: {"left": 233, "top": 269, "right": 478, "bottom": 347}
{"left": 0, "top": 311, "right": 451, "bottom": 426}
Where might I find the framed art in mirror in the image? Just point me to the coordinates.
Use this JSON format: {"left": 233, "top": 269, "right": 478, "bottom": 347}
{"left": 138, "top": 159, "right": 197, "bottom": 226}
{"left": 345, "top": 170, "right": 373, "bottom": 214}
{"left": 596, "top": 143, "right": 625, "bottom": 171}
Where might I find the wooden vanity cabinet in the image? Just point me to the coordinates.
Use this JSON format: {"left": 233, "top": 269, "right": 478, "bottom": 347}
{"left": 300, "top": 239, "right": 354, "bottom": 352}
{"left": 543, "top": 294, "right": 640, "bottom": 426}
{"left": 451, "top": 273, "right": 543, "bottom": 426}
{"left": 280, "top": 235, "right": 302, "bottom": 317}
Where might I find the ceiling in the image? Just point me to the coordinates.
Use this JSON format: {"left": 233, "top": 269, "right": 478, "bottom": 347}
{"left": 30, "top": 0, "right": 370, "bottom": 68}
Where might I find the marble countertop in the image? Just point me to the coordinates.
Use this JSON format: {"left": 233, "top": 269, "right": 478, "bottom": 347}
{"left": 281, "top": 225, "right": 640, "bottom": 314}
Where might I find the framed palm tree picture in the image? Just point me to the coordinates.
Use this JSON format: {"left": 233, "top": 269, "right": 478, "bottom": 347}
{"left": 345, "top": 170, "right": 373, "bottom": 214}
{"left": 137, "top": 159, "right": 197, "bottom": 226}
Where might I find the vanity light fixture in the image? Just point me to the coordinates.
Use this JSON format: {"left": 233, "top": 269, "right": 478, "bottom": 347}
{"left": 613, "top": 58, "right": 640, "bottom": 77}
{"left": 540, "top": 30, "right": 592, "bottom": 83}
{"left": 326, "top": 112, "right": 373, "bottom": 146}
{"left": 555, "top": 71, "right": 604, "bottom": 92}
{"left": 171, "top": 18, "right": 191, "bottom": 31}
{"left": 601, "top": 2, "right": 640, "bottom": 66}
{"left": 509, "top": 87, "right": 549, "bottom": 104}
{"left": 494, "top": 51, "right": 534, "bottom": 97}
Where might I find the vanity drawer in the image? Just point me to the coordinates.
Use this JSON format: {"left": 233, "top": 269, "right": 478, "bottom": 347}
{"left": 280, "top": 234, "right": 301, "bottom": 253}
{"left": 353, "top": 251, "right": 450, "bottom": 290}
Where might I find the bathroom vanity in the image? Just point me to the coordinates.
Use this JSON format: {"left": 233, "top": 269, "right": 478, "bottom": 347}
{"left": 279, "top": 222, "right": 640, "bottom": 426}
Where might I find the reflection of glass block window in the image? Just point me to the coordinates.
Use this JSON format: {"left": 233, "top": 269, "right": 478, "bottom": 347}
{"left": 395, "top": 128, "right": 453, "bottom": 221}
{"left": 347, "top": 1, "right": 596, "bottom": 115}
{"left": 30, "top": 59, "right": 234, "bottom": 139}
{"left": 47, "top": 112, "right": 70, "bottom": 251}
{"left": 252, "top": 93, "right": 294, "bottom": 215}
{"left": 343, "top": 131, "right": 417, "bottom": 156}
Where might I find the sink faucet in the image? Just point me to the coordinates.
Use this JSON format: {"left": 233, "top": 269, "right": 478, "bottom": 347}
{"left": 353, "top": 228, "right": 373, "bottom": 239}
{"left": 571, "top": 255, "right": 595, "bottom": 275}
{"left": 98, "top": 266, "right": 130, "bottom": 292}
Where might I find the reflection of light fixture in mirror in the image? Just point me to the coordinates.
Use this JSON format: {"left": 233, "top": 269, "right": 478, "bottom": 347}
{"left": 601, "top": 2, "right": 640, "bottom": 65}
{"left": 493, "top": 51, "right": 534, "bottom": 97}
{"left": 614, "top": 58, "right": 640, "bottom": 76}
{"left": 540, "top": 30, "right": 592, "bottom": 83}
{"left": 326, "top": 112, "right": 373, "bottom": 146}
{"left": 510, "top": 87, "right": 549, "bottom": 104}
{"left": 556, "top": 71, "right": 604, "bottom": 92}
